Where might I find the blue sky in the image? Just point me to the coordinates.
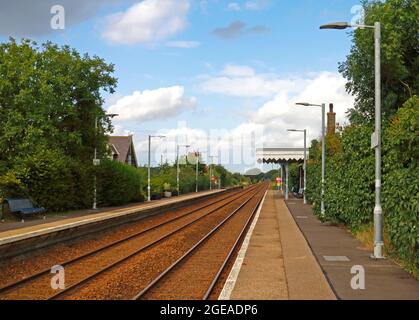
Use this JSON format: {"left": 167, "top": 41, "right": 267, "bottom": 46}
{"left": 0, "top": 0, "right": 362, "bottom": 172}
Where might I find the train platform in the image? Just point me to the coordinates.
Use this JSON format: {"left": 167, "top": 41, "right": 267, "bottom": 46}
{"left": 219, "top": 190, "right": 336, "bottom": 300}
{"left": 0, "top": 189, "right": 226, "bottom": 258}
{"left": 285, "top": 197, "right": 419, "bottom": 300}
{"left": 220, "top": 189, "right": 419, "bottom": 300}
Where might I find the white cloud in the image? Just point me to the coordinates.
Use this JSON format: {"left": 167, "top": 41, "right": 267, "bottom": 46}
{"left": 227, "top": 1, "right": 270, "bottom": 12}
{"left": 227, "top": 2, "right": 241, "bottom": 11}
{"left": 102, "top": 0, "right": 190, "bottom": 45}
{"left": 166, "top": 40, "right": 201, "bottom": 48}
{"left": 244, "top": 1, "right": 259, "bottom": 10}
{"left": 114, "top": 70, "right": 354, "bottom": 173}
{"left": 247, "top": 71, "right": 354, "bottom": 147}
{"left": 134, "top": 123, "right": 264, "bottom": 171}
{"left": 200, "top": 70, "right": 354, "bottom": 153}
{"left": 107, "top": 86, "right": 197, "bottom": 122}
{"left": 221, "top": 64, "right": 255, "bottom": 77}
{"left": 244, "top": 0, "right": 270, "bottom": 10}
{"left": 200, "top": 65, "right": 308, "bottom": 97}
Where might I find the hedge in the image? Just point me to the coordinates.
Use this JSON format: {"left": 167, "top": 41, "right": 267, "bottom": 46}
{"left": 306, "top": 96, "right": 418, "bottom": 273}
{"left": 95, "top": 159, "right": 144, "bottom": 207}
{"left": 382, "top": 97, "right": 418, "bottom": 270}
{"left": 0, "top": 153, "right": 145, "bottom": 212}
{"left": 0, "top": 154, "right": 245, "bottom": 214}
{"left": 0, "top": 148, "right": 93, "bottom": 212}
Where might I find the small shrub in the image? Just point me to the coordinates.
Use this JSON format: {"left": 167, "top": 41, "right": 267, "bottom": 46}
{"left": 96, "top": 159, "right": 144, "bottom": 207}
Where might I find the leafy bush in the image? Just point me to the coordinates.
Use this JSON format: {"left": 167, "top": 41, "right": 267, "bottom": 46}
{"left": 96, "top": 160, "right": 144, "bottom": 207}
{"left": 0, "top": 171, "right": 25, "bottom": 199}
{"left": 382, "top": 96, "right": 419, "bottom": 269}
{"left": 306, "top": 96, "right": 418, "bottom": 273}
{"left": 9, "top": 149, "right": 80, "bottom": 211}
{"left": 307, "top": 124, "right": 375, "bottom": 227}
{"left": 0, "top": 154, "right": 145, "bottom": 212}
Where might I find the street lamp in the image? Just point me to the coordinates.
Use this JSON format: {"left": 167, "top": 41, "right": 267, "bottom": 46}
{"left": 296, "top": 102, "right": 326, "bottom": 216}
{"left": 288, "top": 129, "right": 307, "bottom": 204}
{"left": 194, "top": 150, "right": 200, "bottom": 193}
{"left": 320, "top": 21, "right": 383, "bottom": 259}
{"left": 148, "top": 135, "right": 166, "bottom": 201}
{"left": 209, "top": 155, "right": 218, "bottom": 190}
{"left": 176, "top": 144, "right": 190, "bottom": 195}
{"left": 93, "top": 113, "right": 119, "bottom": 210}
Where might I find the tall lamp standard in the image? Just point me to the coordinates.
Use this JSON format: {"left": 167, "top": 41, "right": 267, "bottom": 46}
{"left": 288, "top": 129, "right": 307, "bottom": 204}
{"left": 209, "top": 155, "right": 218, "bottom": 190}
{"left": 320, "top": 21, "right": 383, "bottom": 259}
{"left": 148, "top": 135, "right": 166, "bottom": 202}
{"left": 176, "top": 144, "right": 190, "bottom": 195}
{"left": 93, "top": 113, "right": 119, "bottom": 210}
{"left": 296, "top": 102, "right": 326, "bottom": 215}
{"left": 194, "top": 150, "right": 200, "bottom": 193}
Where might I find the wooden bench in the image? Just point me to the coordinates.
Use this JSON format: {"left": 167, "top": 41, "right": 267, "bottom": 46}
{"left": 4, "top": 198, "right": 46, "bottom": 222}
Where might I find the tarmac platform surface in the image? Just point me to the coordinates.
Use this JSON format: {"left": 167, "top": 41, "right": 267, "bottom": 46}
{"left": 285, "top": 197, "right": 419, "bottom": 300}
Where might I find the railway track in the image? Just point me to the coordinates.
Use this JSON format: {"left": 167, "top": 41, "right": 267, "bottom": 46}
{"left": 134, "top": 183, "right": 268, "bottom": 300}
{"left": 0, "top": 183, "right": 266, "bottom": 300}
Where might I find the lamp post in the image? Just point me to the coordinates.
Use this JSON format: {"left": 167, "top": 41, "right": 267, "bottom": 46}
{"left": 288, "top": 129, "right": 307, "bottom": 204}
{"left": 93, "top": 113, "right": 119, "bottom": 210}
{"left": 296, "top": 102, "right": 326, "bottom": 215}
{"left": 320, "top": 21, "right": 383, "bottom": 259}
{"left": 148, "top": 135, "right": 166, "bottom": 202}
{"left": 194, "top": 151, "right": 201, "bottom": 193}
{"left": 209, "top": 155, "right": 218, "bottom": 190}
{"left": 176, "top": 144, "right": 190, "bottom": 195}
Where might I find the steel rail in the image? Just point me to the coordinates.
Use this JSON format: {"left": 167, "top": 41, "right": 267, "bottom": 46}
{"left": 45, "top": 184, "right": 264, "bottom": 300}
{"left": 0, "top": 185, "right": 257, "bottom": 295}
{"left": 203, "top": 187, "right": 268, "bottom": 299}
{"left": 132, "top": 184, "right": 267, "bottom": 300}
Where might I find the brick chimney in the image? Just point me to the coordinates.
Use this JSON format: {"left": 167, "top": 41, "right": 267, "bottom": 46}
{"left": 327, "top": 103, "right": 336, "bottom": 135}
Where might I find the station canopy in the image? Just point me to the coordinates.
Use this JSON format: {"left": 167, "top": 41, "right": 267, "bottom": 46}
{"left": 256, "top": 147, "right": 308, "bottom": 164}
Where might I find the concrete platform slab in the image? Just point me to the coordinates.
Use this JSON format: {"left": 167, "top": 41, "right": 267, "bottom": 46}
{"left": 222, "top": 190, "right": 335, "bottom": 300}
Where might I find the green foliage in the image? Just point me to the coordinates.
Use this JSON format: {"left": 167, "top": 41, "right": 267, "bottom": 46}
{"left": 163, "top": 183, "right": 171, "bottom": 191}
{"left": 334, "top": 124, "right": 374, "bottom": 227}
{"left": 0, "top": 39, "right": 117, "bottom": 164}
{"left": 339, "top": 0, "right": 419, "bottom": 123}
{"left": 0, "top": 148, "right": 94, "bottom": 211}
{"left": 307, "top": 97, "right": 418, "bottom": 272}
{"left": 318, "top": 0, "right": 418, "bottom": 274}
{"left": 287, "top": 163, "right": 300, "bottom": 191}
{"left": 96, "top": 160, "right": 144, "bottom": 207}
{"left": 382, "top": 96, "right": 419, "bottom": 269}
{"left": 0, "top": 171, "right": 24, "bottom": 199}
{"left": 212, "top": 165, "right": 242, "bottom": 188}
{"left": 136, "top": 163, "right": 246, "bottom": 196}
{"left": 0, "top": 38, "right": 248, "bottom": 216}
{"left": 0, "top": 38, "right": 132, "bottom": 213}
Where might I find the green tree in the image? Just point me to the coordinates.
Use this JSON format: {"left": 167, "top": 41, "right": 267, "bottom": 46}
{"left": 339, "top": 0, "right": 419, "bottom": 124}
{"left": 0, "top": 38, "right": 117, "bottom": 211}
{"left": 0, "top": 38, "right": 117, "bottom": 165}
